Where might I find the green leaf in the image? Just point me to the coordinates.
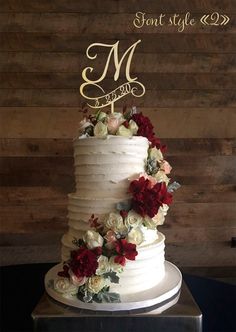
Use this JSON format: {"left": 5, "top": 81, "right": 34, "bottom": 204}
{"left": 97, "top": 291, "right": 121, "bottom": 303}
{"left": 116, "top": 201, "right": 131, "bottom": 211}
{"left": 103, "top": 272, "right": 120, "bottom": 284}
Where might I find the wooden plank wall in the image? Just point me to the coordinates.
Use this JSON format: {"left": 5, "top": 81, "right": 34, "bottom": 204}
{"left": 0, "top": 0, "right": 236, "bottom": 266}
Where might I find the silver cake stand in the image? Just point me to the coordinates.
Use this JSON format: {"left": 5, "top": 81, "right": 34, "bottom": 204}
{"left": 45, "top": 261, "right": 182, "bottom": 313}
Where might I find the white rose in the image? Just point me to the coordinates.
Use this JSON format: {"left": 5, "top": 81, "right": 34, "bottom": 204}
{"left": 94, "top": 121, "right": 108, "bottom": 138}
{"left": 125, "top": 210, "right": 143, "bottom": 228}
{"left": 116, "top": 125, "right": 132, "bottom": 137}
{"left": 96, "top": 255, "right": 110, "bottom": 275}
{"left": 143, "top": 216, "right": 158, "bottom": 229}
{"left": 104, "top": 212, "right": 127, "bottom": 233}
{"left": 152, "top": 211, "right": 165, "bottom": 226}
{"left": 83, "top": 230, "right": 104, "bottom": 249}
{"left": 140, "top": 225, "right": 158, "bottom": 244}
{"left": 154, "top": 170, "right": 170, "bottom": 185}
{"left": 54, "top": 277, "right": 78, "bottom": 296}
{"left": 149, "top": 147, "right": 163, "bottom": 163}
{"left": 152, "top": 204, "right": 169, "bottom": 226}
{"left": 128, "top": 119, "right": 138, "bottom": 135}
{"left": 109, "top": 256, "right": 124, "bottom": 273}
{"left": 160, "top": 203, "right": 169, "bottom": 216}
{"left": 87, "top": 276, "right": 107, "bottom": 294}
{"left": 127, "top": 227, "right": 143, "bottom": 245}
{"left": 69, "top": 271, "right": 87, "bottom": 287}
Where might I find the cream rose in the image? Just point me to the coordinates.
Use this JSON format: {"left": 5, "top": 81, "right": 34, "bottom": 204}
{"left": 104, "top": 212, "right": 127, "bottom": 233}
{"left": 54, "top": 277, "right": 78, "bottom": 296}
{"left": 96, "top": 255, "right": 110, "bottom": 275}
{"left": 154, "top": 170, "right": 170, "bottom": 185}
{"left": 83, "top": 230, "right": 104, "bottom": 249}
{"left": 125, "top": 210, "right": 143, "bottom": 228}
{"left": 97, "top": 111, "right": 107, "bottom": 121}
{"left": 143, "top": 216, "right": 158, "bottom": 229}
{"left": 128, "top": 119, "right": 138, "bottom": 135}
{"left": 151, "top": 204, "right": 169, "bottom": 226}
{"left": 87, "top": 276, "right": 107, "bottom": 294}
{"left": 116, "top": 125, "right": 132, "bottom": 137}
{"left": 127, "top": 227, "right": 143, "bottom": 245}
{"left": 109, "top": 256, "right": 124, "bottom": 273}
{"left": 149, "top": 147, "right": 163, "bottom": 163}
{"left": 94, "top": 121, "right": 108, "bottom": 138}
{"left": 151, "top": 211, "right": 165, "bottom": 226}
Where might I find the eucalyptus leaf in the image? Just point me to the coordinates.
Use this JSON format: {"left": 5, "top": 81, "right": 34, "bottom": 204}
{"left": 48, "top": 279, "right": 54, "bottom": 289}
{"left": 168, "top": 181, "right": 181, "bottom": 193}
{"left": 83, "top": 291, "right": 93, "bottom": 303}
{"left": 97, "top": 291, "right": 121, "bottom": 303}
{"left": 103, "top": 272, "right": 120, "bottom": 284}
{"left": 116, "top": 201, "right": 131, "bottom": 211}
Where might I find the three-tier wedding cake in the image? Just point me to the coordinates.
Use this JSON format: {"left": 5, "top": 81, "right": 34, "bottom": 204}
{"left": 45, "top": 108, "right": 182, "bottom": 311}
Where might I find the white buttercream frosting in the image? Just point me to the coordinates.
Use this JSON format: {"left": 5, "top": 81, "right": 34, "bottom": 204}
{"left": 61, "top": 135, "right": 166, "bottom": 296}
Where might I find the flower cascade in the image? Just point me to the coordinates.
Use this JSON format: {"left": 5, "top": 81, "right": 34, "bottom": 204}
{"left": 53, "top": 107, "right": 180, "bottom": 303}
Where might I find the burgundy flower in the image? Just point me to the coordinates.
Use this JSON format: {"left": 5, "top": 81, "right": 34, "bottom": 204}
{"left": 69, "top": 247, "right": 98, "bottom": 278}
{"left": 58, "top": 264, "right": 70, "bottom": 278}
{"left": 131, "top": 113, "right": 154, "bottom": 140}
{"left": 115, "top": 239, "right": 138, "bottom": 264}
{"left": 129, "top": 177, "right": 173, "bottom": 218}
{"left": 131, "top": 112, "right": 167, "bottom": 152}
{"left": 114, "top": 255, "right": 126, "bottom": 266}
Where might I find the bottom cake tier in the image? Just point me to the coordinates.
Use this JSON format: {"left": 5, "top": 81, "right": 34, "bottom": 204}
{"left": 45, "top": 261, "right": 182, "bottom": 312}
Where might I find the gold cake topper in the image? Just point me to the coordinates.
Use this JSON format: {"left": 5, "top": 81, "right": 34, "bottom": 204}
{"left": 80, "top": 39, "right": 145, "bottom": 113}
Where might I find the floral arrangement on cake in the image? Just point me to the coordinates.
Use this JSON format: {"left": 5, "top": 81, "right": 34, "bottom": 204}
{"left": 53, "top": 107, "right": 180, "bottom": 303}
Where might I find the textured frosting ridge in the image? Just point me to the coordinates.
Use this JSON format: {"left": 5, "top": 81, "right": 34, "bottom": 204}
{"left": 61, "top": 136, "right": 149, "bottom": 259}
{"left": 61, "top": 135, "right": 166, "bottom": 296}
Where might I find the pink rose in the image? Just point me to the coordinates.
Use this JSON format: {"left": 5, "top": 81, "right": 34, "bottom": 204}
{"left": 161, "top": 160, "right": 172, "bottom": 174}
{"left": 104, "top": 230, "right": 116, "bottom": 249}
{"left": 69, "top": 271, "right": 87, "bottom": 287}
{"left": 107, "top": 113, "right": 124, "bottom": 134}
{"left": 107, "top": 116, "right": 120, "bottom": 134}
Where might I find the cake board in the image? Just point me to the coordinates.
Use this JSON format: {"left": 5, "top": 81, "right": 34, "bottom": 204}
{"left": 44, "top": 261, "right": 182, "bottom": 312}
{"left": 33, "top": 278, "right": 202, "bottom": 332}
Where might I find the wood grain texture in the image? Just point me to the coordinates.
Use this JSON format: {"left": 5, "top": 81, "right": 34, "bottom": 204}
{"left": 1, "top": 155, "right": 236, "bottom": 185}
{"left": 0, "top": 89, "right": 235, "bottom": 107}
{"left": 1, "top": 52, "right": 235, "bottom": 73}
{"left": 0, "top": 107, "right": 235, "bottom": 139}
{"left": 1, "top": 0, "right": 235, "bottom": 13}
{"left": 1, "top": 203, "right": 235, "bottom": 229}
{"left": 0, "top": 0, "right": 235, "bottom": 266}
{"left": 1, "top": 183, "right": 235, "bottom": 206}
{"left": 1, "top": 73, "right": 236, "bottom": 89}
{"left": 1, "top": 33, "right": 235, "bottom": 52}
{"left": 0, "top": 138, "right": 235, "bottom": 156}
{"left": 0, "top": 13, "right": 235, "bottom": 34}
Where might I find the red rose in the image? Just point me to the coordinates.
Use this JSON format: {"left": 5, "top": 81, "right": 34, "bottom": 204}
{"left": 115, "top": 239, "right": 138, "bottom": 263}
{"left": 129, "top": 177, "right": 173, "bottom": 218}
{"left": 69, "top": 247, "right": 98, "bottom": 278}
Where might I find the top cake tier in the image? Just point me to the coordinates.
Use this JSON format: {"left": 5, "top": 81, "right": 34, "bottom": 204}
{"left": 73, "top": 135, "right": 149, "bottom": 199}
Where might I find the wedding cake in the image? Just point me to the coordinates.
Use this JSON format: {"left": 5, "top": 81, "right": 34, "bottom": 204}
{"left": 46, "top": 108, "right": 181, "bottom": 307}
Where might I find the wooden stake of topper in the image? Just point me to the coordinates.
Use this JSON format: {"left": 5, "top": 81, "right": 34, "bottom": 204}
{"left": 80, "top": 40, "right": 145, "bottom": 113}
